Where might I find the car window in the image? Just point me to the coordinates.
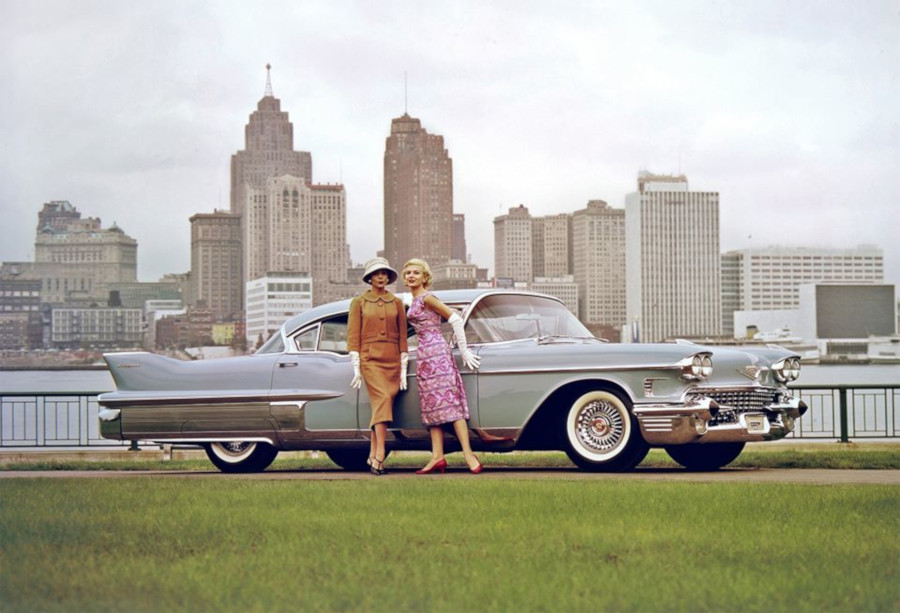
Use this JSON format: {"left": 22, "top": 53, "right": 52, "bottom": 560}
{"left": 319, "top": 316, "right": 348, "bottom": 354}
{"left": 466, "top": 294, "right": 592, "bottom": 343}
{"left": 256, "top": 332, "right": 285, "bottom": 354}
{"left": 293, "top": 327, "right": 318, "bottom": 351}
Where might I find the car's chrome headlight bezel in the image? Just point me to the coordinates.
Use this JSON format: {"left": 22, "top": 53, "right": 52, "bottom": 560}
{"left": 773, "top": 357, "right": 801, "bottom": 383}
{"left": 680, "top": 352, "right": 713, "bottom": 382}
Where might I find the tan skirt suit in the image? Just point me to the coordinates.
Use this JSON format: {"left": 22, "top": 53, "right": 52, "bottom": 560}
{"left": 347, "top": 290, "right": 409, "bottom": 428}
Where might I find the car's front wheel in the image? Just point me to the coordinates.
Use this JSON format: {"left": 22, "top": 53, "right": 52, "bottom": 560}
{"left": 562, "top": 390, "right": 649, "bottom": 471}
{"left": 665, "top": 442, "right": 745, "bottom": 471}
{"left": 204, "top": 442, "right": 278, "bottom": 473}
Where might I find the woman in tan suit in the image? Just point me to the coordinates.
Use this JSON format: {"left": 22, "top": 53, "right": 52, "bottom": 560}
{"left": 347, "top": 257, "right": 409, "bottom": 475}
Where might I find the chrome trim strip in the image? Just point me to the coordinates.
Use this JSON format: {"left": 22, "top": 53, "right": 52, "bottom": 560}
{"left": 99, "top": 391, "right": 341, "bottom": 407}
{"left": 150, "top": 437, "right": 277, "bottom": 446}
{"left": 476, "top": 363, "right": 685, "bottom": 375}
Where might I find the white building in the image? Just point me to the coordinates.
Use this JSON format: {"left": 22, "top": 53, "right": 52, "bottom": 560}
{"left": 245, "top": 273, "right": 312, "bottom": 346}
{"left": 530, "top": 276, "right": 579, "bottom": 316}
{"left": 721, "top": 245, "right": 884, "bottom": 336}
{"left": 572, "top": 200, "right": 626, "bottom": 328}
{"left": 626, "top": 172, "right": 721, "bottom": 342}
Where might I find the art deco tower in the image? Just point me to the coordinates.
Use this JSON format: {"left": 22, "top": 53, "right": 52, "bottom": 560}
{"left": 383, "top": 113, "right": 453, "bottom": 270}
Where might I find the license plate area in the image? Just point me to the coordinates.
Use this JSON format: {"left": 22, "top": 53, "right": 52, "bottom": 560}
{"left": 740, "top": 413, "right": 768, "bottom": 434}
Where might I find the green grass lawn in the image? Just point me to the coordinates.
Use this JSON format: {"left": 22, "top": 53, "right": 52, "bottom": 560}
{"left": 1, "top": 477, "right": 898, "bottom": 612}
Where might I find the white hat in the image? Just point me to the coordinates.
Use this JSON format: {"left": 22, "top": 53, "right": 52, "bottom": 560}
{"left": 362, "top": 257, "right": 398, "bottom": 284}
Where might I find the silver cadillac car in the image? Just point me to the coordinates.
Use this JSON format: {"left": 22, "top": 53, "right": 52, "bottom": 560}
{"left": 98, "top": 290, "right": 806, "bottom": 472}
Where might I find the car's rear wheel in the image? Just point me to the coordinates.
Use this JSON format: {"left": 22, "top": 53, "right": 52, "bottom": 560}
{"left": 665, "top": 442, "right": 745, "bottom": 471}
{"left": 562, "top": 390, "right": 649, "bottom": 471}
{"left": 325, "top": 449, "right": 391, "bottom": 471}
{"left": 204, "top": 442, "right": 278, "bottom": 473}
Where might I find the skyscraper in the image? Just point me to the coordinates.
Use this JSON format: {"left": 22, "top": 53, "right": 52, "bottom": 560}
{"left": 626, "top": 172, "right": 721, "bottom": 342}
{"left": 572, "top": 200, "right": 625, "bottom": 328}
{"left": 189, "top": 211, "right": 242, "bottom": 320}
{"left": 229, "top": 66, "right": 348, "bottom": 307}
{"left": 383, "top": 113, "right": 453, "bottom": 270}
{"left": 493, "top": 204, "right": 533, "bottom": 283}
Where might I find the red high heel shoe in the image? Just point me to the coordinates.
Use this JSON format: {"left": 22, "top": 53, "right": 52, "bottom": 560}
{"left": 416, "top": 458, "right": 447, "bottom": 475}
{"left": 469, "top": 455, "right": 483, "bottom": 474}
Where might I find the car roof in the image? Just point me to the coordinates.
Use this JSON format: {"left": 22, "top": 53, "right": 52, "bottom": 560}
{"left": 280, "top": 288, "right": 558, "bottom": 337}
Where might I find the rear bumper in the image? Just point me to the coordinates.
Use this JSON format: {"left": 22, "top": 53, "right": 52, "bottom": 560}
{"left": 634, "top": 396, "right": 807, "bottom": 446}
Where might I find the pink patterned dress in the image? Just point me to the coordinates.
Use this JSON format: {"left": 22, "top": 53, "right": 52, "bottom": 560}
{"left": 407, "top": 293, "right": 470, "bottom": 426}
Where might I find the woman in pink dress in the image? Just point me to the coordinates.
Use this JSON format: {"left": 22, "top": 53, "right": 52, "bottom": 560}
{"left": 402, "top": 258, "right": 483, "bottom": 474}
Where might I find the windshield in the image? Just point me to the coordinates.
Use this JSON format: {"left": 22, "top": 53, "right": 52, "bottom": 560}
{"left": 465, "top": 294, "right": 592, "bottom": 344}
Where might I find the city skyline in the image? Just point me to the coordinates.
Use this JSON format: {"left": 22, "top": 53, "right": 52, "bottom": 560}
{"left": 2, "top": 2, "right": 898, "bottom": 287}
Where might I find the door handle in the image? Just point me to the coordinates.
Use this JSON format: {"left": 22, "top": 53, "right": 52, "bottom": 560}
{"left": 279, "top": 362, "right": 299, "bottom": 368}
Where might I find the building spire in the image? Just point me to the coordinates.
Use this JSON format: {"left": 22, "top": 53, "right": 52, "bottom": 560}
{"left": 264, "top": 63, "right": 273, "bottom": 97}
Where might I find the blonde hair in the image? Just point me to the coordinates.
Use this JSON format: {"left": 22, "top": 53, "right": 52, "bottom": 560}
{"left": 402, "top": 258, "right": 433, "bottom": 289}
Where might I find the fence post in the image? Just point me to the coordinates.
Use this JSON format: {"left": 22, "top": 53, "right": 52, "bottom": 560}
{"left": 838, "top": 387, "right": 850, "bottom": 443}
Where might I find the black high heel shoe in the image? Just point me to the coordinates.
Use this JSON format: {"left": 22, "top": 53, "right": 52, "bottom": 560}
{"left": 370, "top": 456, "right": 387, "bottom": 476}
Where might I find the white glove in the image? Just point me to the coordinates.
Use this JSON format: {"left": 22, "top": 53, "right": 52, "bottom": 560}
{"left": 449, "top": 313, "right": 480, "bottom": 371}
{"left": 399, "top": 352, "right": 409, "bottom": 390}
{"left": 350, "top": 351, "right": 363, "bottom": 389}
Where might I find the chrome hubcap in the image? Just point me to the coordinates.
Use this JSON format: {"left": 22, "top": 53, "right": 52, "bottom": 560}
{"left": 575, "top": 400, "right": 624, "bottom": 453}
{"left": 216, "top": 442, "right": 254, "bottom": 457}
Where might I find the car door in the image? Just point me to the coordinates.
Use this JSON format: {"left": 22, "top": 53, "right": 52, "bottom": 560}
{"left": 269, "top": 316, "right": 361, "bottom": 440}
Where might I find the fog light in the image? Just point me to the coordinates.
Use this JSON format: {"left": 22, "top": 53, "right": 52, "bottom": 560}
{"left": 692, "top": 415, "right": 708, "bottom": 435}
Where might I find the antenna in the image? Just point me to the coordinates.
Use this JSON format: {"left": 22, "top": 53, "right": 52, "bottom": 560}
{"left": 404, "top": 71, "right": 408, "bottom": 114}
{"left": 264, "top": 63, "right": 273, "bottom": 97}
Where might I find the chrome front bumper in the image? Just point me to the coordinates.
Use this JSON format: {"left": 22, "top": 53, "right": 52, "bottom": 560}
{"left": 633, "top": 396, "right": 807, "bottom": 446}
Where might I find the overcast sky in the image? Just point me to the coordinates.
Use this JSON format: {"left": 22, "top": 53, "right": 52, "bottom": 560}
{"left": 2, "top": 0, "right": 898, "bottom": 288}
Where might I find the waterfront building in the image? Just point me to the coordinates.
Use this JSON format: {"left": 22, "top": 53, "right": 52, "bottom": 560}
{"left": 0, "top": 275, "right": 42, "bottom": 350}
{"left": 572, "top": 200, "right": 626, "bottom": 329}
{"left": 51, "top": 306, "right": 142, "bottom": 349}
{"left": 245, "top": 273, "right": 313, "bottom": 346}
{"left": 721, "top": 245, "right": 885, "bottom": 337}
{"left": 533, "top": 214, "right": 572, "bottom": 279}
{"left": 32, "top": 201, "right": 137, "bottom": 305}
{"left": 189, "top": 211, "right": 242, "bottom": 321}
{"left": 383, "top": 113, "right": 454, "bottom": 270}
{"left": 104, "top": 280, "right": 182, "bottom": 309}
{"left": 493, "top": 205, "right": 533, "bottom": 283}
{"left": 626, "top": 172, "right": 721, "bottom": 342}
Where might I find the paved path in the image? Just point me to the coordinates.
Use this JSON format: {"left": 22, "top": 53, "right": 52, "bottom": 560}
{"left": 2, "top": 467, "right": 898, "bottom": 485}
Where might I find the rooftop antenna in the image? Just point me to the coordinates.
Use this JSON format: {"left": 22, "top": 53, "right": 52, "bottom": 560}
{"left": 404, "top": 71, "right": 408, "bottom": 114}
{"left": 264, "top": 63, "right": 273, "bottom": 97}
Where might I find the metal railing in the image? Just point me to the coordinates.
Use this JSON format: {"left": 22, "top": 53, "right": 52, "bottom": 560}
{"left": 791, "top": 384, "right": 899, "bottom": 442}
{"left": 1, "top": 385, "right": 898, "bottom": 448}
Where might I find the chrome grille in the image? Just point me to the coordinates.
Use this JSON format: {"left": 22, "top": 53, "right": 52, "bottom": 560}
{"left": 693, "top": 388, "right": 781, "bottom": 425}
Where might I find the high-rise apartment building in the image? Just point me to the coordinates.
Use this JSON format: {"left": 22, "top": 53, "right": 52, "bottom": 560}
{"left": 33, "top": 201, "right": 137, "bottom": 304}
{"left": 493, "top": 205, "right": 533, "bottom": 283}
{"left": 721, "top": 245, "right": 884, "bottom": 336}
{"left": 626, "top": 172, "right": 721, "bottom": 342}
{"left": 572, "top": 200, "right": 626, "bottom": 328}
{"left": 384, "top": 113, "right": 454, "bottom": 270}
{"left": 189, "top": 211, "right": 242, "bottom": 320}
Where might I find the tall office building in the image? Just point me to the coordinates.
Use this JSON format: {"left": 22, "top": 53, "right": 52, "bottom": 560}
{"left": 229, "top": 67, "right": 348, "bottom": 308}
{"left": 626, "top": 172, "right": 721, "bottom": 342}
{"left": 533, "top": 213, "right": 572, "bottom": 279}
{"left": 572, "top": 200, "right": 626, "bottom": 328}
{"left": 230, "top": 66, "right": 311, "bottom": 218}
{"left": 33, "top": 201, "right": 137, "bottom": 304}
{"left": 384, "top": 113, "right": 454, "bottom": 270}
{"left": 721, "top": 245, "right": 884, "bottom": 336}
{"left": 189, "top": 211, "right": 242, "bottom": 320}
{"left": 453, "top": 213, "right": 467, "bottom": 262}
{"left": 493, "top": 205, "right": 533, "bottom": 283}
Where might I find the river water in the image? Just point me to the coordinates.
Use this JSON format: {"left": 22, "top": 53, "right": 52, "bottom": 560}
{"left": 0, "top": 363, "right": 896, "bottom": 393}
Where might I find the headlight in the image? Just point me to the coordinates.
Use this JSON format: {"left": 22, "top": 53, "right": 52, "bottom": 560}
{"left": 773, "top": 357, "right": 802, "bottom": 383}
{"left": 680, "top": 352, "right": 713, "bottom": 381}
